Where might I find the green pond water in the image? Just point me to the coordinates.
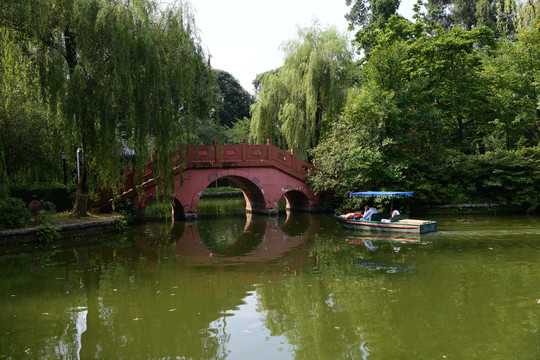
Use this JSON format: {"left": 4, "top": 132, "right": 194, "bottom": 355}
{"left": 1, "top": 198, "right": 540, "bottom": 359}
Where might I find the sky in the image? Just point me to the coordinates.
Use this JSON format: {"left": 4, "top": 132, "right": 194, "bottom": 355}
{"left": 165, "top": 0, "right": 416, "bottom": 93}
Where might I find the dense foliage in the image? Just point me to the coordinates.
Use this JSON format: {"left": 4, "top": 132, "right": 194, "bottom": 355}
{"left": 213, "top": 69, "right": 254, "bottom": 129}
{"left": 1, "top": 0, "right": 539, "bottom": 231}
{"left": 308, "top": 11, "right": 539, "bottom": 211}
{"left": 9, "top": 183, "right": 75, "bottom": 212}
{"left": 250, "top": 23, "right": 354, "bottom": 152}
{"left": 0, "top": 0, "right": 219, "bottom": 216}
{"left": 345, "top": 0, "right": 402, "bottom": 52}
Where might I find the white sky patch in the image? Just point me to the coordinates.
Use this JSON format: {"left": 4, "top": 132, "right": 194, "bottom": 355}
{"left": 162, "top": 0, "right": 417, "bottom": 93}
{"left": 209, "top": 291, "right": 294, "bottom": 359}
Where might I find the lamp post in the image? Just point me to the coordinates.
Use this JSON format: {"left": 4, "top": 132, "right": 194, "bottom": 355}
{"left": 76, "top": 148, "right": 82, "bottom": 184}
{"left": 120, "top": 133, "right": 136, "bottom": 166}
{"left": 60, "top": 152, "right": 67, "bottom": 186}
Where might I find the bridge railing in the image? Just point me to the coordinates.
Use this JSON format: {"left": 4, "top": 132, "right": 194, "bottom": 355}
{"left": 180, "top": 139, "right": 312, "bottom": 181}
{"left": 98, "top": 139, "right": 313, "bottom": 208}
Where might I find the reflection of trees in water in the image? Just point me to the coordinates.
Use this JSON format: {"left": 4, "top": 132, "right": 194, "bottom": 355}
{"left": 256, "top": 233, "right": 388, "bottom": 359}
{"left": 197, "top": 216, "right": 259, "bottom": 254}
{"left": 257, "top": 232, "right": 540, "bottom": 359}
{"left": 2, "top": 217, "right": 540, "bottom": 358}
{"left": 0, "top": 248, "right": 89, "bottom": 359}
{"left": 278, "top": 212, "right": 312, "bottom": 237}
{"left": 256, "top": 234, "right": 439, "bottom": 358}
{"left": 73, "top": 214, "right": 320, "bottom": 358}
{"left": 73, "top": 242, "right": 240, "bottom": 359}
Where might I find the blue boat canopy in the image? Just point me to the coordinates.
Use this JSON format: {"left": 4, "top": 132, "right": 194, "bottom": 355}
{"left": 349, "top": 191, "right": 413, "bottom": 198}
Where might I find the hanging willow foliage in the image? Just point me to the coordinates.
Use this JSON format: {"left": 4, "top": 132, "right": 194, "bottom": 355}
{"left": 250, "top": 22, "right": 354, "bottom": 152}
{"left": 0, "top": 0, "right": 219, "bottom": 215}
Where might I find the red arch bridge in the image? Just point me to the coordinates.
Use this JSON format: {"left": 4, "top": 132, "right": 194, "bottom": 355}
{"left": 97, "top": 139, "right": 323, "bottom": 219}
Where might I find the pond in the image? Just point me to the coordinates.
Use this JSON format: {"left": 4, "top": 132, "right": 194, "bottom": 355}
{"left": 1, "top": 198, "right": 539, "bottom": 359}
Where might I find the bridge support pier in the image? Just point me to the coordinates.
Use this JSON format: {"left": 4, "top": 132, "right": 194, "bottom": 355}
{"left": 184, "top": 212, "right": 197, "bottom": 220}
{"left": 266, "top": 208, "right": 279, "bottom": 216}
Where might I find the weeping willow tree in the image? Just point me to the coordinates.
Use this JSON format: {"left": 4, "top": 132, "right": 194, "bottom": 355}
{"left": 0, "top": 0, "right": 218, "bottom": 215}
{"left": 250, "top": 22, "right": 354, "bottom": 153}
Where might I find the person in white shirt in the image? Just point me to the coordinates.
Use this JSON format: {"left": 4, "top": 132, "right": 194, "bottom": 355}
{"left": 361, "top": 204, "right": 378, "bottom": 221}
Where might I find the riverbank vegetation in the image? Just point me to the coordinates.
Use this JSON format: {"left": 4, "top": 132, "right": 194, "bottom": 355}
{"left": 1, "top": 0, "right": 539, "bottom": 231}
{"left": 246, "top": 1, "right": 539, "bottom": 212}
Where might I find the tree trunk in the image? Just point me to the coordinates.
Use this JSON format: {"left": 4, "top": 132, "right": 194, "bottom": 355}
{"left": 64, "top": 25, "right": 89, "bottom": 216}
{"left": 71, "top": 144, "right": 89, "bottom": 217}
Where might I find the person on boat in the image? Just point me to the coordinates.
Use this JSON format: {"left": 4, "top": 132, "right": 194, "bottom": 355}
{"left": 342, "top": 211, "right": 363, "bottom": 219}
{"left": 381, "top": 208, "right": 400, "bottom": 223}
{"left": 361, "top": 203, "right": 378, "bottom": 221}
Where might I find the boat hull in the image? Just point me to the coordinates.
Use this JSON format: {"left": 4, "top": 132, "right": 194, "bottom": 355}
{"left": 335, "top": 215, "right": 437, "bottom": 234}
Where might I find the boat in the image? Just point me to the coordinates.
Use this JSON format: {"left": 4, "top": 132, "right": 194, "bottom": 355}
{"left": 335, "top": 191, "right": 438, "bottom": 234}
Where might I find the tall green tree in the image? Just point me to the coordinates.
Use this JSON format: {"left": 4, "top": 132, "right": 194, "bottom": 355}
{"left": 482, "top": 28, "right": 540, "bottom": 149}
{"left": 345, "top": 0, "right": 402, "bottom": 52}
{"left": 425, "top": 0, "right": 516, "bottom": 36}
{"left": 309, "top": 25, "right": 419, "bottom": 195}
{"left": 310, "top": 15, "right": 500, "bottom": 200}
{"left": 515, "top": 0, "right": 540, "bottom": 29}
{"left": 250, "top": 22, "right": 354, "bottom": 153}
{"left": 0, "top": 0, "right": 218, "bottom": 215}
{"left": 213, "top": 69, "right": 254, "bottom": 128}
{"left": 0, "top": 28, "right": 63, "bottom": 184}
{"left": 407, "top": 25, "right": 496, "bottom": 149}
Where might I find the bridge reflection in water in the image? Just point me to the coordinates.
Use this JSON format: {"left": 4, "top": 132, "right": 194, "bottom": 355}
{"left": 137, "top": 212, "right": 320, "bottom": 267}
{"left": 108, "top": 213, "right": 320, "bottom": 358}
{"left": 120, "top": 215, "right": 437, "bottom": 359}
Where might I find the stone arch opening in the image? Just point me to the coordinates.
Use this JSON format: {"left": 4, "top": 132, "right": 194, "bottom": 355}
{"left": 282, "top": 190, "right": 311, "bottom": 212}
{"left": 172, "top": 197, "right": 185, "bottom": 221}
{"left": 185, "top": 172, "right": 268, "bottom": 218}
{"left": 131, "top": 190, "right": 157, "bottom": 220}
{"left": 223, "top": 175, "right": 267, "bottom": 214}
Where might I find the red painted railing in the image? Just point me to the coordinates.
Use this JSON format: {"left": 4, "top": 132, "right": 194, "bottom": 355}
{"left": 98, "top": 139, "right": 313, "bottom": 208}
{"left": 176, "top": 139, "right": 312, "bottom": 181}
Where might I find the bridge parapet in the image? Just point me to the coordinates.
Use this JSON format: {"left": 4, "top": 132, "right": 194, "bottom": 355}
{"left": 98, "top": 139, "right": 316, "bottom": 212}
{"left": 176, "top": 139, "right": 312, "bottom": 181}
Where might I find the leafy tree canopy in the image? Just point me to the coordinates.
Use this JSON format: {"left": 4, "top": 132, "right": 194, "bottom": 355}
{"left": 424, "top": 0, "right": 517, "bottom": 36}
{"left": 311, "top": 15, "right": 504, "bottom": 195}
{"left": 345, "top": 0, "right": 402, "bottom": 52}
{"left": 213, "top": 69, "right": 254, "bottom": 128}
{"left": 0, "top": 0, "right": 219, "bottom": 215}
{"left": 250, "top": 22, "right": 354, "bottom": 153}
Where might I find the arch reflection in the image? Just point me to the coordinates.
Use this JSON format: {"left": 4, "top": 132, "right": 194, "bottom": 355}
{"left": 173, "top": 212, "right": 319, "bottom": 264}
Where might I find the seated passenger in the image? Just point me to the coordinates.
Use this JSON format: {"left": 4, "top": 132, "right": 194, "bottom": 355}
{"left": 382, "top": 208, "right": 400, "bottom": 222}
{"left": 361, "top": 204, "right": 378, "bottom": 221}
